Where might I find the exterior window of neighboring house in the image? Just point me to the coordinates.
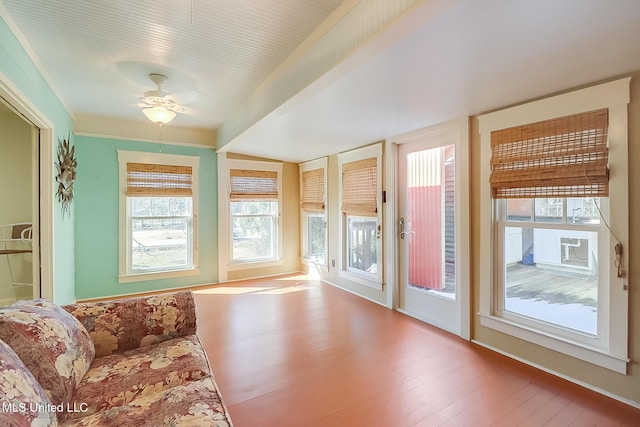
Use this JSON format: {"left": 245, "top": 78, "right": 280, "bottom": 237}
{"left": 299, "top": 158, "right": 327, "bottom": 265}
{"left": 118, "top": 151, "right": 199, "bottom": 282}
{"left": 478, "top": 79, "right": 629, "bottom": 373}
{"left": 338, "top": 143, "right": 383, "bottom": 289}
{"left": 218, "top": 156, "right": 283, "bottom": 277}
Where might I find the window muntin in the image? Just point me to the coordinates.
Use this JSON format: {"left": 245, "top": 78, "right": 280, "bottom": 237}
{"left": 498, "top": 196, "right": 603, "bottom": 336}
{"left": 231, "top": 201, "right": 278, "bottom": 262}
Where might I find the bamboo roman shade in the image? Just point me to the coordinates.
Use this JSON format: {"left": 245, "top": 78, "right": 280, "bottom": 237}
{"left": 230, "top": 169, "right": 278, "bottom": 200}
{"left": 490, "top": 108, "right": 609, "bottom": 199}
{"left": 341, "top": 157, "right": 377, "bottom": 216}
{"left": 301, "top": 168, "right": 325, "bottom": 212}
{"left": 126, "top": 162, "right": 193, "bottom": 197}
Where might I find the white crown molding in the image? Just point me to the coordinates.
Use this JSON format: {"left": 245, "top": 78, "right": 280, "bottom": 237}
{"left": 74, "top": 113, "right": 216, "bottom": 148}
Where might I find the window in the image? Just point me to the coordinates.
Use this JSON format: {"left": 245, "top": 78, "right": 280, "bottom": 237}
{"left": 347, "top": 216, "right": 377, "bottom": 274}
{"left": 118, "top": 151, "right": 199, "bottom": 282}
{"left": 231, "top": 200, "right": 278, "bottom": 262}
{"left": 299, "top": 158, "right": 327, "bottom": 265}
{"left": 500, "top": 197, "right": 602, "bottom": 335}
{"left": 478, "top": 78, "right": 630, "bottom": 373}
{"left": 338, "top": 143, "right": 383, "bottom": 288}
{"left": 218, "top": 155, "right": 283, "bottom": 276}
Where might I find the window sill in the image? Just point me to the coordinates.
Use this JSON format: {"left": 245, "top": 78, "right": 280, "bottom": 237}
{"left": 338, "top": 269, "right": 383, "bottom": 291}
{"left": 119, "top": 267, "right": 199, "bottom": 284}
{"left": 227, "top": 258, "right": 283, "bottom": 271}
{"left": 479, "top": 313, "right": 628, "bottom": 374}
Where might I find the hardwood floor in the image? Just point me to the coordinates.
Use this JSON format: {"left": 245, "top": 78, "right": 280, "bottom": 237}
{"left": 193, "top": 275, "right": 640, "bottom": 427}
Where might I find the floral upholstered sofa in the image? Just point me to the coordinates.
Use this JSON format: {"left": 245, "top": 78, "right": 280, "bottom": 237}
{"left": 0, "top": 290, "right": 232, "bottom": 426}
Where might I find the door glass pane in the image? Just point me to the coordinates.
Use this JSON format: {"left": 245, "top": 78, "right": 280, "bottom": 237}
{"left": 503, "top": 226, "right": 598, "bottom": 335}
{"left": 406, "top": 145, "right": 455, "bottom": 298}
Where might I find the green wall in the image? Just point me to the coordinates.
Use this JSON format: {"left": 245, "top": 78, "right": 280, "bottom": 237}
{"left": 74, "top": 135, "right": 218, "bottom": 300}
{"left": 1, "top": 16, "right": 75, "bottom": 304}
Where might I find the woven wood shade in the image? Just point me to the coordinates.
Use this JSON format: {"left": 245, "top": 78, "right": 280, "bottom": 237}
{"left": 230, "top": 169, "right": 278, "bottom": 200}
{"left": 126, "top": 163, "right": 192, "bottom": 197}
{"left": 490, "top": 109, "right": 609, "bottom": 199}
{"left": 301, "top": 168, "right": 325, "bottom": 212}
{"left": 342, "top": 157, "right": 377, "bottom": 216}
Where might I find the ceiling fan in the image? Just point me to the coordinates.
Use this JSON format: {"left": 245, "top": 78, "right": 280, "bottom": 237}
{"left": 138, "top": 73, "right": 184, "bottom": 125}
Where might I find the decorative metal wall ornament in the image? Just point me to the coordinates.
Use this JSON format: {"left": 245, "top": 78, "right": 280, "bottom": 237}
{"left": 55, "top": 135, "right": 77, "bottom": 218}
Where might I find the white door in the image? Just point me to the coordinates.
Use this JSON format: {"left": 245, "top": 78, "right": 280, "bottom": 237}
{"left": 396, "top": 120, "right": 469, "bottom": 338}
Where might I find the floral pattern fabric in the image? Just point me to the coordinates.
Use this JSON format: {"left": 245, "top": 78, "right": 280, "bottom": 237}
{"left": 61, "top": 335, "right": 211, "bottom": 422}
{"left": 0, "top": 299, "right": 95, "bottom": 406}
{"left": 59, "top": 377, "right": 230, "bottom": 427}
{"left": 0, "top": 290, "right": 232, "bottom": 427}
{"left": 0, "top": 338, "right": 59, "bottom": 427}
{"left": 63, "top": 291, "right": 197, "bottom": 357}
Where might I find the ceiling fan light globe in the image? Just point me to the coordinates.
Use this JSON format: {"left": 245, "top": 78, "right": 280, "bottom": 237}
{"left": 142, "top": 106, "right": 176, "bottom": 125}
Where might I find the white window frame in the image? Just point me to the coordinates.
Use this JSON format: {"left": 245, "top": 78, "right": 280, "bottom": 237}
{"left": 117, "top": 150, "right": 200, "bottom": 283}
{"left": 478, "top": 78, "right": 630, "bottom": 373}
{"left": 337, "top": 143, "right": 383, "bottom": 289}
{"left": 218, "top": 154, "right": 283, "bottom": 281}
{"left": 299, "top": 157, "right": 328, "bottom": 269}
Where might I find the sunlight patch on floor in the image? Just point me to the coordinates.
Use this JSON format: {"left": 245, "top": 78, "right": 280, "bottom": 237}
{"left": 194, "top": 283, "right": 314, "bottom": 295}
{"left": 274, "top": 273, "right": 317, "bottom": 281}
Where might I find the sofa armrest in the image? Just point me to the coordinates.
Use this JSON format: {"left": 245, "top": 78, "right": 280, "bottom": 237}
{"left": 62, "top": 290, "right": 197, "bottom": 357}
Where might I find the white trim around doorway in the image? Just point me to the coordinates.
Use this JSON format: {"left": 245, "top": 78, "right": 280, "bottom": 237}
{"left": 388, "top": 117, "right": 470, "bottom": 340}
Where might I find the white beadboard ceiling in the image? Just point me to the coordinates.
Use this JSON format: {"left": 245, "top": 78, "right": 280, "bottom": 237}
{"left": 0, "top": 0, "right": 345, "bottom": 128}
{"left": 2, "top": 0, "right": 640, "bottom": 163}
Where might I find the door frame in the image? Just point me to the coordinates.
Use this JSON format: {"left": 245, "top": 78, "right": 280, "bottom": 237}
{"left": 386, "top": 117, "right": 470, "bottom": 339}
{"left": 0, "top": 72, "right": 54, "bottom": 300}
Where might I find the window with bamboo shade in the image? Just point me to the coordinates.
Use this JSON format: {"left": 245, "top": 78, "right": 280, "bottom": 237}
{"left": 301, "top": 168, "right": 325, "bottom": 212}
{"left": 337, "top": 143, "right": 382, "bottom": 288}
{"left": 341, "top": 157, "right": 377, "bottom": 216}
{"left": 118, "top": 151, "right": 200, "bottom": 282}
{"left": 299, "top": 158, "right": 327, "bottom": 265}
{"left": 490, "top": 109, "right": 609, "bottom": 199}
{"left": 478, "top": 78, "right": 630, "bottom": 373}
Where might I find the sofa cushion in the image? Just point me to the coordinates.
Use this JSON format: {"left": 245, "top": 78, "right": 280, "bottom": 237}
{"left": 59, "top": 377, "right": 230, "bottom": 427}
{"left": 63, "top": 291, "right": 197, "bottom": 357}
{"left": 0, "top": 338, "right": 59, "bottom": 427}
{"left": 61, "top": 335, "right": 211, "bottom": 422}
{"left": 0, "top": 299, "right": 95, "bottom": 406}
